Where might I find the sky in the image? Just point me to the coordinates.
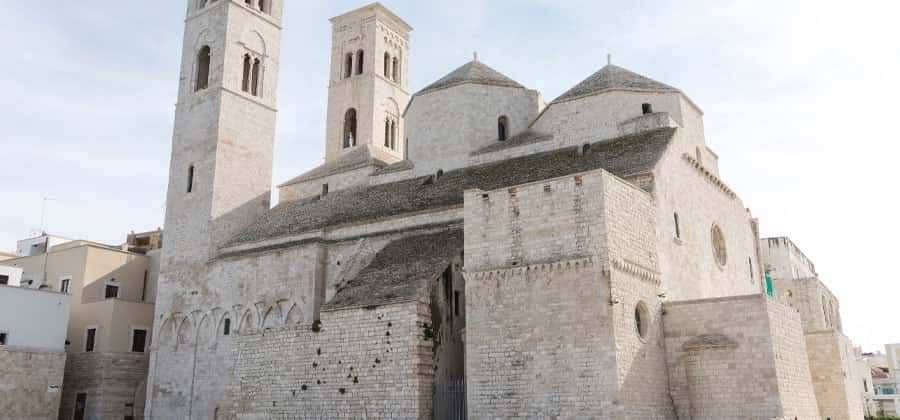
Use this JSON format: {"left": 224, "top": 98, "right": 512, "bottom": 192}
{"left": 1, "top": 0, "right": 898, "bottom": 351}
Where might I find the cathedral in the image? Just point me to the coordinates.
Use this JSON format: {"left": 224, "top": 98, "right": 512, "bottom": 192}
{"left": 146, "top": 2, "right": 865, "bottom": 419}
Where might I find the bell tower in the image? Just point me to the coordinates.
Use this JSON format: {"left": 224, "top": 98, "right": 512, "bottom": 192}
{"left": 325, "top": 3, "right": 412, "bottom": 164}
{"left": 148, "top": 1, "right": 282, "bottom": 416}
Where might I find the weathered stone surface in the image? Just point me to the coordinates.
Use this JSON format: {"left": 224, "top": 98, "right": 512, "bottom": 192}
{"left": 0, "top": 348, "right": 65, "bottom": 420}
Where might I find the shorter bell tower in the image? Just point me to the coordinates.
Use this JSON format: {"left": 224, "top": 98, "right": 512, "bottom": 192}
{"left": 324, "top": 3, "right": 412, "bottom": 164}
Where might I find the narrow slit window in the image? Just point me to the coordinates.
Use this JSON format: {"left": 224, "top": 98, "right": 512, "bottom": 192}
{"left": 390, "top": 120, "right": 396, "bottom": 150}
{"left": 674, "top": 213, "right": 681, "bottom": 239}
{"left": 343, "top": 108, "right": 357, "bottom": 148}
{"left": 241, "top": 54, "right": 251, "bottom": 92}
{"left": 195, "top": 46, "right": 211, "bottom": 91}
{"left": 251, "top": 58, "right": 261, "bottom": 96}
{"left": 344, "top": 53, "right": 353, "bottom": 79}
{"left": 223, "top": 318, "right": 231, "bottom": 336}
{"left": 187, "top": 165, "right": 195, "bottom": 193}
{"left": 85, "top": 328, "right": 96, "bottom": 352}
{"left": 258, "top": 0, "right": 268, "bottom": 13}
{"left": 498, "top": 116, "right": 509, "bottom": 141}
{"left": 356, "top": 50, "right": 364, "bottom": 75}
{"left": 384, "top": 120, "right": 391, "bottom": 147}
{"left": 392, "top": 57, "right": 399, "bottom": 81}
{"left": 454, "top": 291, "right": 461, "bottom": 316}
{"left": 383, "top": 53, "right": 390, "bottom": 78}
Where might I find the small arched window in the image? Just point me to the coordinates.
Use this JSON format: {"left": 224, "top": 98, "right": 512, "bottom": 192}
{"left": 498, "top": 116, "right": 509, "bottom": 141}
{"left": 384, "top": 119, "right": 391, "bottom": 147}
{"left": 187, "top": 165, "right": 195, "bottom": 193}
{"left": 241, "top": 54, "right": 252, "bottom": 92}
{"left": 395, "top": 52, "right": 402, "bottom": 83}
{"left": 195, "top": 46, "right": 211, "bottom": 92}
{"left": 244, "top": 0, "right": 252, "bottom": 6}
{"left": 695, "top": 146, "right": 702, "bottom": 163}
{"left": 356, "top": 50, "right": 364, "bottom": 75}
{"left": 343, "top": 108, "right": 357, "bottom": 148}
{"left": 673, "top": 213, "right": 681, "bottom": 239}
{"left": 258, "top": 0, "right": 268, "bottom": 13}
{"left": 391, "top": 57, "right": 399, "bottom": 81}
{"left": 223, "top": 318, "right": 231, "bottom": 336}
{"left": 251, "top": 58, "right": 261, "bottom": 96}
{"left": 344, "top": 53, "right": 353, "bottom": 79}
{"left": 383, "top": 53, "right": 391, "bottom": 78}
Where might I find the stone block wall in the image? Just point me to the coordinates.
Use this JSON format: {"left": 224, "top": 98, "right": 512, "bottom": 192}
{"left": 59, "top": 352, "right": 149, "bottom": 420}
{"left": 0, "top": 348, "right": 65, "bottom": 420}
{"left": 664, "top": 294, "right": 820, "bottom": 420}
{"left": 773, "top": 276, "right": 843, "bottom": 334}
{"left": 805, "top": 330, "right": 865, "bottom": 420}
{"left": 464, "top": 169, "right": 670, "bottom": 418}
{"left": 219, "top": 302, "right": 433, "bottom": 419}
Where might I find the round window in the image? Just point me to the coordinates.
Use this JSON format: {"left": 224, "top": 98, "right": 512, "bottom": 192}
{"left": 711, "top": 224, "right": 727, "bottom": 266}
{"left": 635, "top": 302, "right": 649, "bottom": 339}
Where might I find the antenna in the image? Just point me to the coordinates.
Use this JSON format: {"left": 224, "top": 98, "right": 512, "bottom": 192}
{"left": 473, "top": 51, "right": 478, "bottom": 62}
{"left": 607, "top": 53, "right": 612, "bottom": 66}
{"left": 39, "top": 196, "right": 57, "bottom": 234}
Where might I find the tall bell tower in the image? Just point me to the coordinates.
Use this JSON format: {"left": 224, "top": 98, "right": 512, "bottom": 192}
{"left": 325, "top": 3, "right": 412, "bottom": 164}
{"left": 149, "top": 0, "right": 283, "bottom": 418}
{"left": 160, "top": 0, "right": 283, "bottom": 278}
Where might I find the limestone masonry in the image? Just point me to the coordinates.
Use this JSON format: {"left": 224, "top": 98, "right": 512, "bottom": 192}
{"left": 146, "top": 1, "right": 869, "bottom": 419}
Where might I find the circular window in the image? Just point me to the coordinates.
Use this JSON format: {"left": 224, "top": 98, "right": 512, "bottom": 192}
{"left": 635, "top": 302, "right": 649, "bottom": 339}
{"left": 711, "top": 224, "right": 727, "bottom": 266}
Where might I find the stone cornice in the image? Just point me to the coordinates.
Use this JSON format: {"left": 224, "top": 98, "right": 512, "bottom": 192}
{"left": 464, "top": 256, "right": 594, "bottom": 280}
{"left": 682, "top": 153, "right": 737, "bottom": 199}
{"left": 611, "top": 257, "right": 661, "bottom": 285}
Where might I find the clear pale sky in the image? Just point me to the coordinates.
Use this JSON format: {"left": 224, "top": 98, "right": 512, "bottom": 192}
{"left": 1, "top": 1, "right": 897, "bottom": 351}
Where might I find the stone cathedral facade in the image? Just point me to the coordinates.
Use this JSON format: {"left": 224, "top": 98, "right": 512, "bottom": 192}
{"left": 146, "top": 2, "right": 864, "bottom": 419}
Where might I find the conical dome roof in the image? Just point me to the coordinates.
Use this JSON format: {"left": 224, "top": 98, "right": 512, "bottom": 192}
{"left": 552, "top": 64, "right": 678, "bottom": 103}
{"left": 417, "top": 60, "right": 524, "bottom": 96}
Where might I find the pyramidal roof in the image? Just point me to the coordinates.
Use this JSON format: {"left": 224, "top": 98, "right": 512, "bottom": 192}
{"left": 552, "top": 64, "right": 678, "bottom": 104}
{"left": 417, "top": 60, "right": 524, "bottom": 96}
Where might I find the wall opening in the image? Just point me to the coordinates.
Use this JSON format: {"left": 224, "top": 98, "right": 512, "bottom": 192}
{"left": 187, "top": 165, "right": 194, "bottom": 193}
{"left": 223, "top": 318, "right": 231, "bottom": 336}
{"left": 321, "top": 183, "right": 329, "bottom": 196}
{"left": 132, "top": 329, "right": 147, "bottom": 353}
{"left": 711, "top": 224, "right": 727, "bottom": 266}
{"left": 498, "top": 116, "right": 508, "bottom": 141}
{"left": 392, "top": 57, "right": 399, "bottom": 82}
{"left": 356, "top": 50, "right": 364, "bottom": 75}
{"left": 383, "top": 53, "right": 390, "bottom": 78}
{"left": 343, "top": 108, "right": 357, "bottom": 148}
{"left": 674, "top": 212, "right": 681, "bottom": 239}
{"left": 344, "top": 53, "right": 353, "bottom": 79}
{"left": 635, "top": 302, "right": 649, "bottom": 339}
{"left": 642, "top": 103, "right": 653, "bottom": 114}
{"left": 251, "top": 58, "right": 261, "bottom": 96}
{"left": 242, "top": 54, "right": 251, "bottom": 92}
{"left": 195, "top": 46, "right": 211, "bottom": 91}
{"left": 85, "top": 328, "right": 96, "bottom": 352}
{"left": 105, "top": 284, "right": 119, "bottom": 299}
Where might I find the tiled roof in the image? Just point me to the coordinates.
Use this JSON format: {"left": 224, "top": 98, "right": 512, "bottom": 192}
{"left": 322, "top": 227, "right": 462, "bottom": 311}
{"left": 472, "top": 129, "right": 554, "bottom": 155}
{"left": 417, "top": 60, "right": 524, "bottom": 96}
{"left": 552, "top": 64, "right": 678, "bottom": 104}
{"left": 279, "top": 146, "right": 388, "bottom": 187}
{"left": 228, "top": 127, "right": 676, "bottom": 247}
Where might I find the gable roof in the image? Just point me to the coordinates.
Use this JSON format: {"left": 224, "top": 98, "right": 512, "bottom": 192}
{"left": 323, "top": 227, "right": 462, "bottom": 311}
{"left": 552, "top": 64, "right": 678, "bottom": 104}
{"left": 228, "top": 127, "right": 676, "bottom": 247}
{"left": 278, "top": 146, "right": 389, "bottom": 187}
{"left": 416, "top": 60, "right": 524, "bottom": 96}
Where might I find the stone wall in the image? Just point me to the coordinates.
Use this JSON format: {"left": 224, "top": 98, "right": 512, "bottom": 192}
{"left": 220, "top": 302, "right": 433, "bottom": 419}
{"left": 773, "top": 276, "right": 843, "bottom": 334}
{"left": 59, "top": 352, "right": 149, "bottom": 420}
{"left": 805, "top": 330, "right": 865, "bottom": 420}
{"left": 464, "top": 169, "right": 669, "bottom": 418}
{"left": 664, "top": 294, "right": 820, "bottom": 420}
{"left": 0, "top": 348, "right": 65, "bottom": 420}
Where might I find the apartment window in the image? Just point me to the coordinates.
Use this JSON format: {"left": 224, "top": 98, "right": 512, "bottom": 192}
{"left": 131, "top": 329, "right": 148, "bottom": 353}
{"left": 60, "top": 278, "right": 71, "bottom": 294}
{"left": 105, "top": 284, "right": 119, "bottom": 299}
{"left": 0, "top": 275, "right": 7, "bottom": 285}
{"left": 0, "top": 332, "right": 7, "bottom": 345}
{"left": 85, "top": 328, "right": 96, "bottom": 352}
